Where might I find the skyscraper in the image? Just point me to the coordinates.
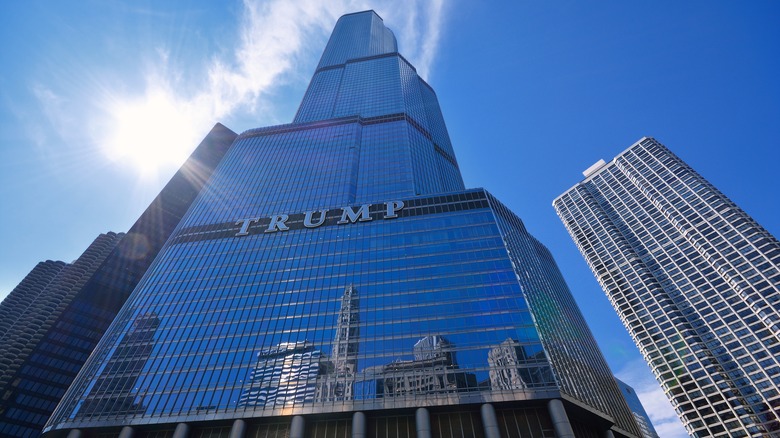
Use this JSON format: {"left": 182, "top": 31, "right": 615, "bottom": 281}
{"left": 0, "top": 123, "right": 237, "bottom": 438}
{"left": 614, "top": 379, "right": 659, "bottom": 438}
{"left": 553, "top": 137, "right": 780, "bottom": 437}
{"left": 0, "top": 233, "right": 124, "bottom": 438}
{"left": 46, "top": 11, "right": 640, "bottom": 438}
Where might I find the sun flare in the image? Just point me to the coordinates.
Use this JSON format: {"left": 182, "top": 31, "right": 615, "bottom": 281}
{"left": 105, "top": 91, "right": 197, "bottom": 175}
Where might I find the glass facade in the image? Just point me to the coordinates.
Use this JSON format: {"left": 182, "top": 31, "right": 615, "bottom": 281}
{"left": 554, "top": 137, "right": 780, "bottom": 437}
{"left": 46, "top": 11, "right": 639, "bottom": 438}
{"left": 615, "top": 379, "right": 659, "bottom": 438}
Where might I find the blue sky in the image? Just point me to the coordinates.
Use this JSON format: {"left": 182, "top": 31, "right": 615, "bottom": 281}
{"left": 1, "top": 1, "right": 779, "bottom": 436}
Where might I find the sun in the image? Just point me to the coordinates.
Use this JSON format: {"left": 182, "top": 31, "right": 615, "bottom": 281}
{"left": 105, "top": 90, "right": 197, "bottom": 175}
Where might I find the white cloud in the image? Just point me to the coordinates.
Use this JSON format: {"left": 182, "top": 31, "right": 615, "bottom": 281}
{"left": 72, "top": 0, "right": 444, "bottom": 175}
{"left": 31, "top": 85, "right": 74, "bottom": 147}
{"left": 28, "top": 84, "right": 103, "bottom": 175}
{"left": 385, "top": 0, "right": 446, "bottom": 81}
{"left": 30, "top": 0, "right": 449, "bottom": 177}
{"left": 616, "top": 358, "right": 689, "bottom": 438}
{"left": 194, "top": 0, "right": 449, "bottom": 118}
{"left": 202, "top": 0, "right": 334, "bottom": 119}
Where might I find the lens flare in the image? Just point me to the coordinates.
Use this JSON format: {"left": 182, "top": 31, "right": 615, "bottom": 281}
{"left": 104, "top": 90, "right": 197, "bottom": 175}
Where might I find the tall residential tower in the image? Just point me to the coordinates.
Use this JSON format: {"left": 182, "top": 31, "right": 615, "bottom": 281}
{"left": 554, "top": 137, "right": 780, "bottom": 437}
{"left": 46, "top": 12, "right": 640, "bottom": 438}
{"left": 0, "top": 234, "right": 124, "bottom": 437}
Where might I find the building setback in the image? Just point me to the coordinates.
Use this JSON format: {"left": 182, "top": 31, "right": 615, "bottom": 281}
{"left": 0, "top": 123, "right": 237, "bottom": 438}
{"left": 45, "top": 11, "right": 641, "bottom": 438}
{"left": 554, "top": 137, "right": 780, "bottom": 437}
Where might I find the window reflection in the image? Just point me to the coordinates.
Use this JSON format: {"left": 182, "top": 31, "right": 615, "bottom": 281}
{"left": 366, "top": 335, "right": 478, "bottom": 397}
{"left": 238, "top": 341, "right": 325, "bottom": 407}
{"left": 488, "top": 338, "right": 553, "bottom": 389}
{"left": 239, "top": 285, "right": 360, "bottom": 407}
{"left": 56, "top": 192, "right": 578, "bottom": 421}
{"left": 76, "top": 312, "right": 160, "bottom": 418}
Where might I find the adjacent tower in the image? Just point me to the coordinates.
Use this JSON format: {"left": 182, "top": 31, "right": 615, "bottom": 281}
{"left": 0, "top": 124, "right": 237, "bottom": 438}
{"left": 0, "top": 234, "right": 123, "bottom": 438}
{"left": 554, "top": 137, "right": 780, "bottom": 437}
{"left": 46, "top": 11, "right": 640, "bottom": 438}
{"left": 615, "top": 379, "right": 659, "bottom": 438}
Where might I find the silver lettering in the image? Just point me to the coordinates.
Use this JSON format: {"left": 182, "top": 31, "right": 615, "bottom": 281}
{"left": 235, "top": 218, "right": 259, "bottom": 236}
{"left": 265, "top": 214, "right": 290, "bottom": 233}
{"left": 338, "top": 204, "right": 373, "bottom": 224}
{"left": 385, "top": 200, "right": 404, "bottom": 219}
{"left": 236, "top": 200, "right": 407, "bottom": 237}
{"left": 304, "top": 209, "right": 328, "bottom": 228}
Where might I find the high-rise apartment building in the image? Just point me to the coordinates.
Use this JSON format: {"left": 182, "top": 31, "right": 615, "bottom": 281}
{"left": 0, "top": 233, "right": 124, "bottom": 437}
{"left": 0, "top": 124, "right": 237, "bottom": 438}
{"left": 553, "top": 137, "right": 780, "bottom": 437}
{"left": 45, "top": 11, "right": 640, "bottom": 438}
{"left": 0, "top": 261, "right": 68, "bottom": 342}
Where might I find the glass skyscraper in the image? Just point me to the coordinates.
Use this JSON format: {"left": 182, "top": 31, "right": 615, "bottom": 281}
{"left": 554, "top": 137, "right": 780, "bottom": 437}
{"left": 614, "top": 379, "right": 658, "bottom": 438}
{"left": 46, "top": 11, "right": 640, "bottom": 438}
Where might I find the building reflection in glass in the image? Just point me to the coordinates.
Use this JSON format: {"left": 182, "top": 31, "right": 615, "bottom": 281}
{"left": 488, "top": 338, "right": 553, "bottom": 390}
{"left": 366, "top": 335, "right": 476, "bottom": 397}
{"left": 237, "top": 341, "right": 326, "bottom": 408}
{"left": 316, "top": 285, "right": 359, "bottom": 402}
{"left": 77, "top": 312, "right": 160, "bottom": 417}
{"left": 240, "top": 285, "right": 359, "bottom": 407}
